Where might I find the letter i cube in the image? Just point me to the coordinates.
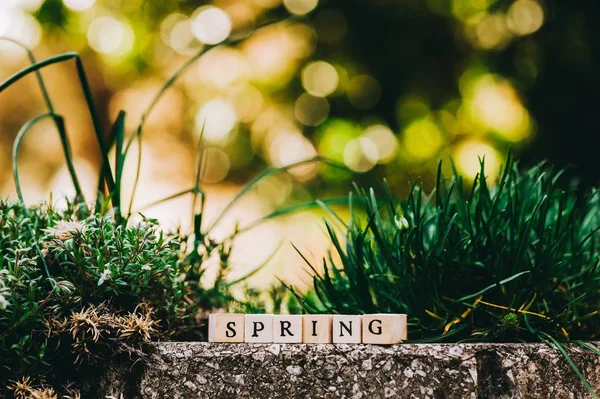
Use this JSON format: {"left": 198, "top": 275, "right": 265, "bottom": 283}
{"left": 208, "top": 313, "right": 245, "bottom": 343}
{"left": 361, "top": 314, "right": 407, "bottom": 344}
{"left": 245, "top": 314, "right": 274, "bottom": 343}
{"left": 302, "top": 315, "right": 332, "bottom": 343}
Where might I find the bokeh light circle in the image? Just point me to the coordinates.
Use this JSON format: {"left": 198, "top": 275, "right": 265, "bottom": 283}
{"left": 0, "top": 7, "right": 41, "bottom": 49}
{"left": 295, "top": 94, "right": 330, "bottom": 126}
{"left": 402, "top": 118, "right": 443, "bottom": 161}
{"left": 507, "top": 0, "right": 544, "bottom": 36}
{"left": 63, "top": 0, "right": 95, "bottom": 12}
{"left": 201, "top": 148, "right": 231, "bottom": 183}
{"left": 344, "top": 137, "right": 378, "bottom": 172}
{"left": 196, "top": 99, "right": 238, "bottom": 143}
{"left": 363, "top": 124, "right": 398, "bottom": 164}
{"left": 161, "top": 13, "right": 200, "bottom": 55}
{"left": 87, "top": 16, "right": 134, "bottom": 56}
{"left": 270, "top": 132, "right": 318, "bottom": 180}
{"left": 347, "top": 75, "right": 381, "bottom": 109}
{"left": 14, "top": 0, "right": 45, "bottom": 11}
{"left": 284, "top": 0, "right": 319, "bottom": 16}
{"left": 191, "top": 6, "right": 232, "bottom": 45}
{"left": 301, "top": 61, "right": 339, "bottom": 97}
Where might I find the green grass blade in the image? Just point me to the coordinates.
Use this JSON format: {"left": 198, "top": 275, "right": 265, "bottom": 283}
{"left": 133, "top": 187, "right": 203, "bottom": 212}
{"left": 114, "top": 111, "right": 126, "bottom": 219}
{"left": 12, "top": 114, "right": 53, "bottom": 207}
{"left": 0, "top": 37, "right": 55, "bottom": 112}
{"left": 540, "top": 332, "right": 599, "bottom": 399}
{"left": 11, "top": 113, "right": 55, "bottom": 281}
{"left": 0, "top": 52, "right": 115, "bottom": 205}
{"left": 224, "top": 241, "right": 283, "bottom": 287}
{"left": 72, "top": 56, "right": 116, "bottom": 202}
{"left": 103, "top": 111, "right": 127, "bottom": 221}
{"left": 236, "top": 197, "right": 353, "bottom": 234}
{"left": 205, "top": 156, "right": 347, "bottom": 232}
{"left": 454, "top": 271, "right": 531, "bottom": 303}
{"left": 54, "top": 116, "right": 84, "bottom": 202}
{"left": 574, "top": 341, "right": 600, "bottom": 356}
{"left": 190, "top": 123, "right": 207, "bottom": 231}
{"left": 0, "top": 52, "right": 77, "bottom": 92}
{"left": 0, "top": 38, "right": 84, "bottom": 201}
{"left": 126, "top": 133, "right": 144, "bottom": 215}
{"left": 316, "top": 199, "right": 348, "bottom": 229}
{"left": 123, "top": 16, "right": 299, "bottom": 210}
{"left": 435, "top": 160, "right": 444, "bottom": 208}
{"left": 113, "top": 111, "right": 126, "bottom": 192}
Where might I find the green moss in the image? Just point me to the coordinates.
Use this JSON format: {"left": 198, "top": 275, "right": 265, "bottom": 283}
{"left": 0, "top": 200, "right": 234, "bottom": 389}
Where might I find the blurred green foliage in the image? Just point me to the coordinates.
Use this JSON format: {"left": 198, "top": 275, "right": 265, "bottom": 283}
{"left": 2, "top": 0, "right": 599, "bottom": 206}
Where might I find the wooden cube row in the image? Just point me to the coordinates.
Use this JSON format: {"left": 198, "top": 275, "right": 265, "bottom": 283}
{"left": 208, "top": 314, "right": 407, "bottom": 344}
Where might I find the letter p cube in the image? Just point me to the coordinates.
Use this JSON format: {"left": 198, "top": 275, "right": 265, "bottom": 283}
{"left": 244, "top": 314, "right": 273, "bottom": 343}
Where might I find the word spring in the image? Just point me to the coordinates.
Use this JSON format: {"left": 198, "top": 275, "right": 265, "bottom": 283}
{"left": 209, "top": 314, "right": 407, "bottom": 344}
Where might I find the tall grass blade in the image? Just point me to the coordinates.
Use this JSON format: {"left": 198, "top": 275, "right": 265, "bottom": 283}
{"left": 0, "top": 52, "right": 115, "bottom": 204}
{"left": 224, "top": 241, "right": 283, "bottom": 287}
{"left": 11, "top": 113, "right": 56, "bottom": 280}
{"left": 454, "top": 271, "right": 531, "bottom": 303}
{"left": 124, "top": 16, "right": 299, "bottom": 210}
{"left": 0, "top": 43, "right": 83, "bottom": 199}
{"left": 540, "top": 332, "right": 599, "bottom": 399}
{"left": 205, "top": 156, "right": 346, "bottom": 232}
{"left": 236, "top": 197, "right": 353, "bottom": 234}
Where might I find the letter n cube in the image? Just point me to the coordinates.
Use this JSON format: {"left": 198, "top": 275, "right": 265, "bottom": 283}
{"left": 208, "top": 313, "right": 245, "bottom": 343}
{"left": 332, "top": 315, "right": 362, "bottom": 343}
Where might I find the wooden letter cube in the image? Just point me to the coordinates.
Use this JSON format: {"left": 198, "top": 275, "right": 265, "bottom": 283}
{"left": 361, "top": 314, "right": 407, "bottom": 344}
{"left": 208, "top": 313, "right": 244, "bottom": 343}
{"left": 245, "top": 314, "right": 273, "bottom": 343}
{"left": 273, "top": 315, "right": 303, "bottom": 343}
{"left": 332, "top": 315, "right": 362, "bottom": 343}
{"left": 302, "top": 315, "right": 332, "bottom": 343}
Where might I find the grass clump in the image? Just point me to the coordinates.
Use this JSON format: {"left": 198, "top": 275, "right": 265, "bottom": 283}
{"left": 293, "top": 156, "right": 600, "bottom": 342}
{"left": 291, "top": 155, "right": 600, "bottom": 393}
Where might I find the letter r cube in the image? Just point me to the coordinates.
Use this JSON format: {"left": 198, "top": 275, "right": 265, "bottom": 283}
{"left": 208, "top": 313, "right": 245, "bottom": 343}
{"left": 273, "top": 315, "right": 303, "bottom": 343}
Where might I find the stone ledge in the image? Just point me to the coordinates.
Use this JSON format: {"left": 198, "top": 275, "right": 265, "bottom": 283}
{"left": 101, "top": 342, "right": 600, "bottom": 399}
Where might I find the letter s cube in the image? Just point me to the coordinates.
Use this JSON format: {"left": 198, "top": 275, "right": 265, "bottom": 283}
{"left": 208, "top": 313, "right": 245, "bottom": 343}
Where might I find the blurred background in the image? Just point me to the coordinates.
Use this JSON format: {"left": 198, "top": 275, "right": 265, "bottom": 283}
{"left": 1, "top": 0, "right": 599, "bottom": 286}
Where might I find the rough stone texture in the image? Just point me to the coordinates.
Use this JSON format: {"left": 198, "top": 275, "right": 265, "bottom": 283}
{"left": 86, "top": 342, "right": 600, "bottom": 398}
{"left": 122, "top": 342, "right": 600, "bottom": 399}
